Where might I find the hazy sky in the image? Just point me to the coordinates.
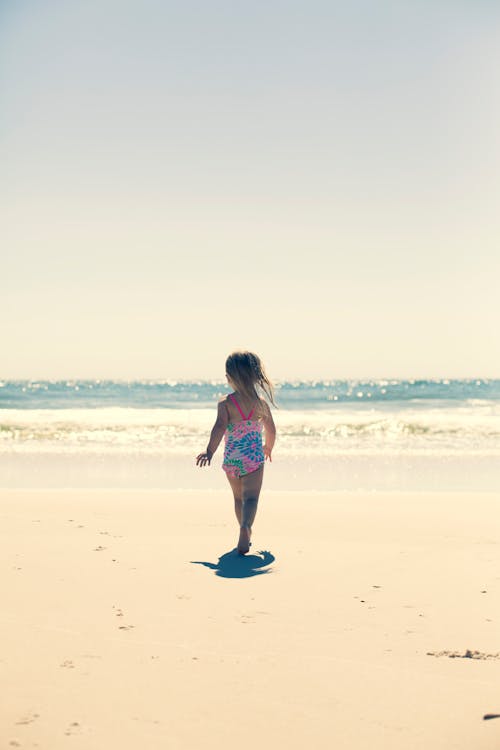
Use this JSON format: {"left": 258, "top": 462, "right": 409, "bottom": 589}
{"left": 2, "top": 0, "right": 499, "bottom": 379}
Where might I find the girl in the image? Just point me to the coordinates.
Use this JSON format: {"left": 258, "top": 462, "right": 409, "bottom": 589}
{"left": 196, "top": 351, "right": 277, "bottom": 555}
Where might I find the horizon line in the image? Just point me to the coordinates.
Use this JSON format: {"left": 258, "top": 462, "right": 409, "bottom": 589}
{"left": 1, "top": 375, "right": 499, "bottom": 383}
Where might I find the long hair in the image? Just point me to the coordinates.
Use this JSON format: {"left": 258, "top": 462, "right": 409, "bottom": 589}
{"left": 225, "top": 351, "right": 276, "bottom": 407}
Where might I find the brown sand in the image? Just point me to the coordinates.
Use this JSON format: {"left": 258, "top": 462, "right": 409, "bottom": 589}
{"left": 1, "top": 489, "right": 500, "bottom": 749}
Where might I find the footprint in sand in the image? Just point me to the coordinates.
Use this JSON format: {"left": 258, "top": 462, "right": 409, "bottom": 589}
{"left": 15, "top": 713, "right": 39, "bottom": 725}
{"left": 239, "top": 611, "right": 270, "bottom": 624}
{"left": 64, "top": 722, "right": 81, "bottom": 736}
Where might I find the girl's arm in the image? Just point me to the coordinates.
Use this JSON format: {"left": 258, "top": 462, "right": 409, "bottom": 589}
{"left": 262, "top": 402, "right": 276, "bottom": 461}
{"left": 196, "top": 401, "right": 229, "bottom": 467}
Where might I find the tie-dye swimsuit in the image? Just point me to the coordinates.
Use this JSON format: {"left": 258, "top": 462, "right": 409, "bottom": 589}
{"left": 222, "top": 394, "right": 265, "bottom": 479}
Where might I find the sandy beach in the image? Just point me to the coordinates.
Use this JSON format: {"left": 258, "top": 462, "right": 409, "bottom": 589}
{"left": 2, "top": 488, "right": 500, "bottom": 749}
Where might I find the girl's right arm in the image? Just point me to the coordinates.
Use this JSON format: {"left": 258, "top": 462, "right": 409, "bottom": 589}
{"left": 196, "top": 401, "right": 229, "bottom": 467}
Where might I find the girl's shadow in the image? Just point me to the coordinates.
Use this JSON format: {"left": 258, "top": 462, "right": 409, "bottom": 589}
{"left": 191, "top": 549, "right": 275, "bottom": 578}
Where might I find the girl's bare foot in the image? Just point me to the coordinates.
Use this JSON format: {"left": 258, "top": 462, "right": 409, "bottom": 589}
{"left": 237, "top": 526, "right": 251, "bottom": 555}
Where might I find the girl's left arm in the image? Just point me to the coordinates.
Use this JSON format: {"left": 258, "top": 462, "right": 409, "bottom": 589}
{"left": 262, "top": 402, "right": 276, "bottom": 461}
{"left": 196, "top": 401, "right": 229, "bottom": 467}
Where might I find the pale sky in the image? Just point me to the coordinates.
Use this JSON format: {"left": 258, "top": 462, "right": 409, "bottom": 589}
{"left": 2, "top": 0, "right": 499, "bottom": 380}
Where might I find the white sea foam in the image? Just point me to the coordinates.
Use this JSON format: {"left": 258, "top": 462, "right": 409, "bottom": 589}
{"left": 1, "top": 404, "right": 499, "bottom": 457}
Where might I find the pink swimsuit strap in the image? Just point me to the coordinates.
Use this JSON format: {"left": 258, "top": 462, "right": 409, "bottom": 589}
{"left": 229, "top": 393, "right": 256, "bottom": 421}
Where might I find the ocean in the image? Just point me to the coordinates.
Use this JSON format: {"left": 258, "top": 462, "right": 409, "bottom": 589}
{"left": 1, "top": 379, "right": 499, "bottom": 491}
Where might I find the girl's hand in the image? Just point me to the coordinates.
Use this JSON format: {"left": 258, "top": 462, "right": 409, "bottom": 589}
{"left": 264, "top": 445, "right": 272, "bottom": 462}
{"left": 196, "top": 452, "right": 212, "bottom": 467}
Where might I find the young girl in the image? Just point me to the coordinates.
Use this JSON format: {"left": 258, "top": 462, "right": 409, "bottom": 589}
{"left": 196, "top": 351, "right": 277, "bottom": 555}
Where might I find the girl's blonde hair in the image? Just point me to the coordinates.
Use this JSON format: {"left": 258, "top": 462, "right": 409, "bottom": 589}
{"left": 225, "top": 351, "right": 276, "bottom": 407}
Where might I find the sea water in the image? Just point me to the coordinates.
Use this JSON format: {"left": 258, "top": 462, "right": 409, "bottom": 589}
{"left": 1, "top": 379, "right": 499, "bottom": 491}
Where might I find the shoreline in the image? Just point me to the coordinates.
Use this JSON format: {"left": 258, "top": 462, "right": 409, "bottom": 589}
{"left": 2, "top": 486, "right": 500, "bottom": 496}
{"left": 1, "top": 452, "right": 499, "bottom": 492}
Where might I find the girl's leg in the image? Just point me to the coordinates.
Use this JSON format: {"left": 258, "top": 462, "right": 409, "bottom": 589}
{"left": 225, "top": 473, "right": 243, "bottom": 525}
{"left": 238, "top": 466, "right": 264, "bottom": 553}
